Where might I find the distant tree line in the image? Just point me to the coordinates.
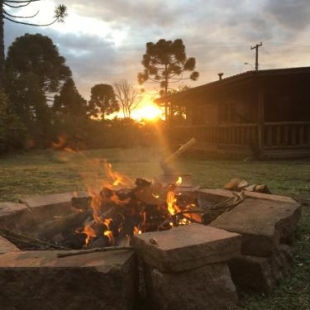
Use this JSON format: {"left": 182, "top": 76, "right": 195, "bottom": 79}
{"left": 0, "top": 33, "right": 159, "bottom": 154}
{"left": 0, "top": 2, "right": 199, "bottom": 154}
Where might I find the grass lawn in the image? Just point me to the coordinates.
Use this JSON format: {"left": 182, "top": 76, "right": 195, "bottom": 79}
{"left": 0, "top": 147, "right": 309, "bottom": 309}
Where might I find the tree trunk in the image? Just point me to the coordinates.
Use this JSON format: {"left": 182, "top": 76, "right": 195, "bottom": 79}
{"left": 0, "top": 0, "right": 4, "bottom": 90}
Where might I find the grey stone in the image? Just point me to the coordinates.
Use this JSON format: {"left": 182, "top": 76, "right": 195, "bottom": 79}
{"left": 149, "top": 263, "right": 238, "bottom": 310}
{"left": 0, "top": 201, "right": 28, "bottom": 218}
{"left": 0, "top": 193, "right": 89, "bottom": 239}
{"left": 0, "top": 249, "right": 137, "bottom": 310}
{"left": 0, "top": 235, "right": 20, "bottom": 254}
{"left": 228, "top": 244, "right": 293, "bottom": 292}
{"left": 131, "top": 223, "right": 241, "bottom": 272}
{"left": 210, "top": 194, "right": 301, "bottom": 256}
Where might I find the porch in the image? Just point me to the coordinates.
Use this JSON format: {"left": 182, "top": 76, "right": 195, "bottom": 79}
{"left": 171, "top": 121, "right": 310, "bottom": 158}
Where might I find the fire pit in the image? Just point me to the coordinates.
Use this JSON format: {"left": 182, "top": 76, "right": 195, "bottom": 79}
{"left": 0, "top": 181, "right": 301, "bottom": 310}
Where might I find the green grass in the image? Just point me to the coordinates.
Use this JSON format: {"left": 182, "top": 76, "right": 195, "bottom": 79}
{"left": 0, "top": 147, "right": 309, "bottom": 309}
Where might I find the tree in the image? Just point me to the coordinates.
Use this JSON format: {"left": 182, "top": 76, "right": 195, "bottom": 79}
{"left": 113, "top": 79, "right": 141, "bottom": 118}
{"left": 0, "top": 0, "right": 67, "bottom": 90}
{"left": 0, "top": 89, "right": 26, "bottom": 152}
{"left": 53, "top": 78, "right": 87, "bottom": 117}
{"left": 137, "top": 39, "right": 199, "bottom": 118}
{"left": 4, "top": 33, "right": 71, "bottom": 145}
{"left": 5, "top": 33, "right": 71, "bottom": 93}
{"left": 88, "top": 84, "right": 119, "bottom": 119}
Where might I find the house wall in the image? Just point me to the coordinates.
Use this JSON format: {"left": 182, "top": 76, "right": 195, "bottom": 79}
{"left": 264, "top": 76, "right": 310, "bottom": 122}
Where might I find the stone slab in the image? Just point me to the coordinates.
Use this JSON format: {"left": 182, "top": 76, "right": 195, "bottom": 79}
{"left": 0, "top": 201, "right": 28, "bottom": 218}
{"left": 131, "top": 223, "right": 241, "bottom": 272}
{"left": 0, "top": 235, "right": 20, "bottom": 254}
{"left": 228, "top": 244, "right": 293, "bottom": 292}
{"left": 19, "top": 192, "right": 75, "bottom": 209}
{"left": 0, "top": 193, "right": 89, "bottom": 236}
{"left": 150, "top": 262, "right": 238, "bottom": 310}
{"left": 210, "top": 196, "right": 301, "bottom": 256}
{"left": 0, "top": 249, "right": 137, "bottom": 310}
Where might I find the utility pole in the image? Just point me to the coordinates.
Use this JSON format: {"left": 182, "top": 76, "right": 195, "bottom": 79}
{"left": 251, "top": 42, "right": 262, "bottom": 71}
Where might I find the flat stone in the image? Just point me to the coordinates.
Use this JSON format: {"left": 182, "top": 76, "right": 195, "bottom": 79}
{"left": 210, "top": 194, "right": 301, "bottom": 256}
{"left": 0, "top": 193, "right": 90, "bottom": 238}
{"left": 149, "top": 263, "right": 238, "bottom": 310}
{"left": 0, "top": 235, "right": 20, "bottom": 254}
{"left": 131, "top": 223, "right": 241, "bottom": 272}
{"left": 228, "top": 244, "right": 293, "bottom": 292}
{"left": 0, "top": 201, "right": 28, "bottom": 218}
{"left": 0, "top": 249, "right": 137, "bottom": 310}
{"left": 20, "top": 192, "right": 75, "bottom": 209}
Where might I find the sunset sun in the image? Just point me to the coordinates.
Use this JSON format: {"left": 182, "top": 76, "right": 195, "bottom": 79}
{"left": 132, "top": 104, "right": 163, "bottom": 121}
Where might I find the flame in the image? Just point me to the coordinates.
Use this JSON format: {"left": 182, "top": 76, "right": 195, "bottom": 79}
{"left": 82, "top": 225, "right": 97, "bottom": 246}
{"left": 104, "top": 230, "right": 114, "bottom": 245}
{"left": 167, "top": 190, "right": 177, "bottom": 215}
{"left": 133, "top": 226, "right": 141, "bottom": 235}
{"left": 176, "top": 177, "right": 183, "bottom": 186}
{"left": 166, "top": 176, "right": 183, "bottom": 216}
{"left": 103, "top": 160, "right": 135, "bottom": 188}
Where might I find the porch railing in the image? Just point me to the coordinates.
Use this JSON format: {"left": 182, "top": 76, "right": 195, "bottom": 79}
{"left": 264, "top": 122, "right": 310, "bottom": 149}
{"left": 172, "top": 122, "right": 310, "bottom": 149}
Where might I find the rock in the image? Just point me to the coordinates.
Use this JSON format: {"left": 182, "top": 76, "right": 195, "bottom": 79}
{"left": 131, "top": 223, "right": 241, "bottom": 272}
{"left": 0, "top": 249, "right": 137, "bottom": 310}
{"left": 0, "top": 235, "right": 20, "bottom": 254}
{"left": 210, "top": 194, "right": 301, "bottom": 256}
{"left": 228, "top": 244, "right": 293, "bottom": 292}
{"left": 149, "top": 263, "right": 238, "bottom": 310}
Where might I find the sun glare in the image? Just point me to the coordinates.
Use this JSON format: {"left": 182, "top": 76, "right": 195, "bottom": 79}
{"left": 132, "top": 104, "right": 163, "bottom": 121}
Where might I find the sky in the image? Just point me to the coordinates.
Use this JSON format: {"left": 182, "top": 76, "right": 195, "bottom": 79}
{"left": 4, "top": 0, "right": 310, "bottom": 102}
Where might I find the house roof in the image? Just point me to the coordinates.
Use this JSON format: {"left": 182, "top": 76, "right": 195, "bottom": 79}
{"left": 156, "top": 66, "right": 310, "bottom": 104}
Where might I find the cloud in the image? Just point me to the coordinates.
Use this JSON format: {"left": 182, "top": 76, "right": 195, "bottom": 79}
{"left": 264, "top": 0, "right": 310, "bottom": 30}
{"left": 3, "top": 0, "right": 310, "bottom": 100}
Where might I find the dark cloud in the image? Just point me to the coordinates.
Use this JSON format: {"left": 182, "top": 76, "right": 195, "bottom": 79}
{"left": 264, "top": 0, "right": 310, "bottom": 30}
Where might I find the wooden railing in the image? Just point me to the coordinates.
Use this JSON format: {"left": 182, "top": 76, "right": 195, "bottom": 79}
{"left": 171, "top": 124, "right": 258, "bottom": 148}
{"left": 264, "top": 122, "right": 310, "bottom": 149}
{"left": 172, "top": 122, "right": 310, "bottom": 150}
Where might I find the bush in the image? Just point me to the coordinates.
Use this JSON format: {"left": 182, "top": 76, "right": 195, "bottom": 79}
{"left": 0, "top": 91, "right": 27, "bottom": 153}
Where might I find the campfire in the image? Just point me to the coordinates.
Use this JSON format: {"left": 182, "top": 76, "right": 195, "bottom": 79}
{"left": 0, "top": 138, "right": 243, "bottom": 253}
{"left": 67, "top": 171, "right": 243, "bottom": 252}
{"left": 0, "top": 142, "right": 302, "bottom": 310}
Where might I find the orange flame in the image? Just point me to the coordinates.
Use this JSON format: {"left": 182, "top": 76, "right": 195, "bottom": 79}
{"left": 103, "top": 160, "right": 135, "bottom": 188}
{"left": 176, "top": 177, "right": 183, "bottom": 186}
{"left": 104, "top": 230, "right": 115, "bottom": 245}
{"left": 82, "top": 225, "right": 97, "bottom": 246}
{"left": 167, "top": 190, "right": 177, "bottom": 215}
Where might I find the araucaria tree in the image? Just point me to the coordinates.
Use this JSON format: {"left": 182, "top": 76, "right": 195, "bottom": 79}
{"left": 5, "top": 33, "right": 72, "bottom": 145}
{"left": 0, "top": 0, "right": 67, "bottom": 90}
{"left": 137, "top": 39, "right": 199, "bottom": 117}
{"left": 88, "top": 84, "right": 119, "bottom": 119}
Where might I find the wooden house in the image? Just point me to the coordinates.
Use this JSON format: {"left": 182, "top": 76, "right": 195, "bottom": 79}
{"left": 157, "top": 67, "right": 310, "bottom": 159}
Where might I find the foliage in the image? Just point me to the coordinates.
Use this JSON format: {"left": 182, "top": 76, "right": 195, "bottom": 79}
{"left": 5, "top": 33, "right": 71, "bottom": 93}
{"left": 0, "top": 0, "right": 67, "bottom": 89}
{"left": 88, "top": 84, "right": 119, "bottom": 119}
{"left": 4, "top": 33, "right": 72, "bottom": 147}
{"left": 113, "top": 79, "right": 141, "bottom": 118}
{"left": 138, "top": 39, "right": 199, "bottom": 97}
{"left": 0, "top": 90, "right": 27, "bottom": 153}
{"left": 53, "top": 78, "right": 88, "bottom": 117}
